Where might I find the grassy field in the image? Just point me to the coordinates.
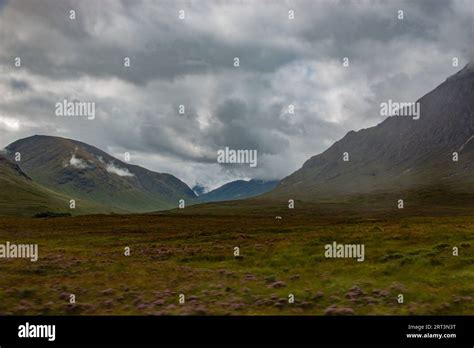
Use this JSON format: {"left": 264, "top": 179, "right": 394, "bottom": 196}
{"left": 0, "top": 201, "right": 473, "bottom": 315}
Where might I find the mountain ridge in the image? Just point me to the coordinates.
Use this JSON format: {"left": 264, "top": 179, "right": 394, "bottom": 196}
{"left": 268, "top": 63, "right": 474, "bottom": 200}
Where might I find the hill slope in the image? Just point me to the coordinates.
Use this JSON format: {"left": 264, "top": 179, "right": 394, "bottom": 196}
{"left": 0, "top": 154, "right": 106, "bottom": 216}
{"left": 6, "top": 135, "right": 196, "bottom": 213}
{"left": 269, "top": 63, "right": 474, "bottom": 201}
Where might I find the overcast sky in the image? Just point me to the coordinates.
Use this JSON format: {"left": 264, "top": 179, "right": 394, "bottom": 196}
{"left": 0, "top": 0, "right": 472, "bottom": 191}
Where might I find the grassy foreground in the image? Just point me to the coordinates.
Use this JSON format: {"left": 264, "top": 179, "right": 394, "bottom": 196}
{"left": 0, "top": 202, "right": 473, "bottom": 315}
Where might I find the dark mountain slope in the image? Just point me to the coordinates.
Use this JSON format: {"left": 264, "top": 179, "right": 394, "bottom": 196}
{"left": 269, "top": 64, "right": 474, "bottom": 200}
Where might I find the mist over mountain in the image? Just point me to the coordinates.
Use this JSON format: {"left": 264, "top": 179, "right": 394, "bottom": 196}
{"left": 269, "top": 63, "right": 474, "bottom": 201}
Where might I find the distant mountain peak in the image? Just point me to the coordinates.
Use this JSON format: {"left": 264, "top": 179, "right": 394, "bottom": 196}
{"left": 199, "top": 179, "right": 279, "bottom": 203}
{"left": 192, "top": 184, "right": 208, "bottom": 196}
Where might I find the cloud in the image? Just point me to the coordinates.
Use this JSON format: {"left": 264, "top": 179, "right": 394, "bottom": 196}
{"left": 68, "top": 154, "right": 90, "bottom": 169}
{"left": 0, "top": 116, "right": 20, "bottom": 131}
{"left": 0, "top": 0, "right": 472, "bottom": 189}
{"left": 105, "top": 162, "right": 135, "bottom": 177}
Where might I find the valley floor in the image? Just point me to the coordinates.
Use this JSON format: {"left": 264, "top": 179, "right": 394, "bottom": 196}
{"left": 0, "top": 204, "right": 473, "bottom": 315}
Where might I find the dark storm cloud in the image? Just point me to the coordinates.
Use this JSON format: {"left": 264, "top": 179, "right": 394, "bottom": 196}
{"left": 9, "top": 78, "right": 30, "bottom": 91}
{"left": 4, "top": 0, "right": 462, "bottom": 85}
{"left": 0, "top": 0, "right": 472, "bottom": 189}
{"left": 0, "top": 0, "right": 300, "bottom": 85}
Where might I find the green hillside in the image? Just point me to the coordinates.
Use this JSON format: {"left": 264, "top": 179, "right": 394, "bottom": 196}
{"left": 0, "top": 155, "right": 107, "bottom": 216}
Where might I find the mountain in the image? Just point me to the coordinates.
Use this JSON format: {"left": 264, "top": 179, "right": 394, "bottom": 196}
{"left": 5, "top": 135, "right": 196, "bottom": 213}
{"left": 198, "top": 179, "right": 279, "bottom": 203}
{"left": 269, "top": 63, "right": 474, "bottom": 201}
